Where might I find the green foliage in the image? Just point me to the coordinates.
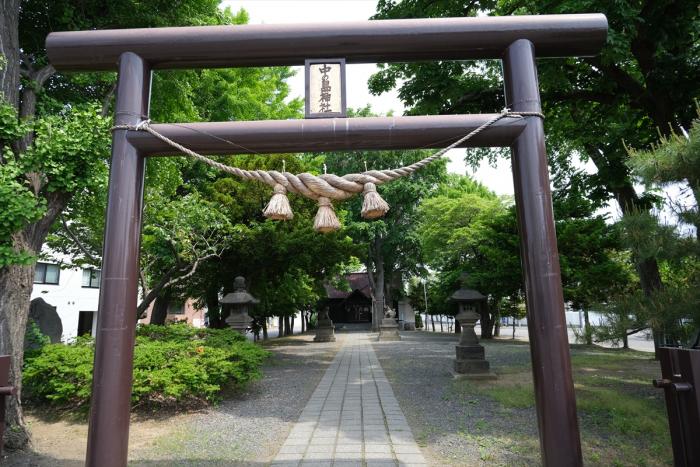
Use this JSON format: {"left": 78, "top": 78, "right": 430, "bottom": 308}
{"left": 416, "top": 176, "right": 520, "bottom": 327}
{"left": 594, "top": 207, "right": 700, "bottom": 345}
{"left": 628, "top": 106, "right": 700, "bottom": 231}
{"left": 0, "top": 159, "right": 45, "bottom": 266}
{"left": 23, "top": 324, "right": 269, "bottom": 411}
{"left": 0, "top": 100, "right": 43, "bottom": 266}
{"left": 23, "top": 319, "right": 51, "bottom": 357}
{"left": 1, "top": 100, "right": 112, "bottom": 267}
{"left": 416, "top": 173, "right": 630, "bottom": 337}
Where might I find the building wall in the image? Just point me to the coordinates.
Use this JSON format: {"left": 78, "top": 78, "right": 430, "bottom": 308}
{"left": 138, "top": 298, "right": 207, "bottom": 328}
{"left": 30, "top": 260, "right": 100, "bottom": 342}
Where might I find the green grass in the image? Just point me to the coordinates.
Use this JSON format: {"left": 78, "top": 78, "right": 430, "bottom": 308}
{"left": 451, "top": 343, "right": 671, "bottom": 466}
{"left": 480, "top": 383, "right": 535, "bottom": 409}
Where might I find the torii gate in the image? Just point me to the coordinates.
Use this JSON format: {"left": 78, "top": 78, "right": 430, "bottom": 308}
{"left": 46, "top": 13, "right": 608, "bottom": 467}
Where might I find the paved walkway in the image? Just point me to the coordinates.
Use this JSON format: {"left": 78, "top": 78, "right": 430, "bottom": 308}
{"left": 272, "top": 333, "right": 427, "bottom": 467}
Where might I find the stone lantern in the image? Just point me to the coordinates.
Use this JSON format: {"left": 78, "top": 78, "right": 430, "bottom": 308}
{"left": 378, "top": 305, "right": 401, "bottom": 341}
{"left": 449, "top": 277, "right": 495, "bottom": 379}
{"left": 220, "top": 276, "right": 258, "bottom": 334}
{"left": 314, "top": 306, "right": 336, "bottom": 342}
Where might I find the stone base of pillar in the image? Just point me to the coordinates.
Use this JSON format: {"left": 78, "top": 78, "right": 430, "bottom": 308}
{"left": 314, "top": 321, "right": 336, "bottom": 342}
{"left": 402, "top": 322, "right": 416, "bottom": 331}
{"left": 452, "top": 344, "right": 496, "bottom": 379}
{"left": 378, "top": 318, "right": 401, "bottom": 341}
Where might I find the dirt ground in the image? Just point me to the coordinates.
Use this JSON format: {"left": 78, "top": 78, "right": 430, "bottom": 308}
{"left": 2, "top": 333, "right": 340, "bottom": 466}
{"left": 3, "top": 412, "right": 191, "bottom": 466}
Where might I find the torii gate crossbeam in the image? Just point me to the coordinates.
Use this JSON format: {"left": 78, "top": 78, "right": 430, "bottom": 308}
{"left": 46, "top": 13, "right": 608, "bottom": 467}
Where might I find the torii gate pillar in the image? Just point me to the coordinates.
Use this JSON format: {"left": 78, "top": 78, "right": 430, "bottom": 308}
{"left": 504, "top": 39, "right": 582, "bottom": 465}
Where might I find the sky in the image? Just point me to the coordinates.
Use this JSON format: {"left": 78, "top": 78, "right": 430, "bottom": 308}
{"left": 221, "top": 0, "right": 520, "bottom": 198}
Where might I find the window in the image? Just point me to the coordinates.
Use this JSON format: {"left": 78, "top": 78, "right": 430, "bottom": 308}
{"left": 34, "top": 263, "right": 60, "bottom": 285}
{"left": 82, "top": 268, "right": 101, "bottom": 288}
{"left": 167, "top": 301, "right": 185, "bottom": 315}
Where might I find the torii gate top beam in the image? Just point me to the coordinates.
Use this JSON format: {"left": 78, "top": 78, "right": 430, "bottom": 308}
{"left": 46, "top": 14, "right": 607, "bottom": 71}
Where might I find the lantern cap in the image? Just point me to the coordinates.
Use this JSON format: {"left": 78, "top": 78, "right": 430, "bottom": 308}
{"left": 448, "top": 273, "right": 486, "bottom": 303}
{"left": 221, "top": 276, "right": 260, "bottom": 304}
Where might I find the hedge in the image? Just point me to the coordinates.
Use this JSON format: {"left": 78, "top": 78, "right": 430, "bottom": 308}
{"left": 23, "top": 324, "right": 269, "bottom": 411}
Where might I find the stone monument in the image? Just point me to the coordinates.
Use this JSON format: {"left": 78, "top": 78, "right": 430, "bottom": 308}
{"left": 27, "top": 298, "right": 63, "bottom": 344}
{"left": 449, "top": 277, "right": 496, "bottom": 379}
{"left": 398, "top": 299, "right": 416, "bottom": 331}
{"left": 220, "top": 276, "right": 257, "bottom": 334}
{"left": 314, "top": 306, "right": 336, "bottom": 342}
{"left": 378, "top": 306, "right": 401, "bottom": 341}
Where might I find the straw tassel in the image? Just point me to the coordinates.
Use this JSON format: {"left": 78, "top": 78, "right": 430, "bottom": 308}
{"left": 314, "top": 197, "right": 341, "bottom": 233}
{"left": 263, "top": 184, "right": 293, "bottom": 220}
{"left": 361, "top": 182, "right": 390, "bottom": 219}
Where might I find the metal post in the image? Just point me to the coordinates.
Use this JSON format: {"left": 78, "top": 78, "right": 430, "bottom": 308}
{"left": 85, "top": 52, "right": 151, "bottom": 467}
{"left": 502, "top": 39, "right": 583, "bottom": 466}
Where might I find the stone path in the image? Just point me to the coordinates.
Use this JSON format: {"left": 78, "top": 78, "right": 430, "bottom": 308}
{"left": 272, "top": 333, "right": 427, "bottom": 467}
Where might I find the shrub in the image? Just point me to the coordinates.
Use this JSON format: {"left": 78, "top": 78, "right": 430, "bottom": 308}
{"left": 23, "top": 324, "right": 269, "bottom": 411}
{"left": 24, "top": 318, "right": 51, "bottom": 356}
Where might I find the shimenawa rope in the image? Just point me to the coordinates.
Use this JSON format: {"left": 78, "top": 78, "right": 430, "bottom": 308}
{"left": 112, "top": 109, "right": 543, "bottom": 232}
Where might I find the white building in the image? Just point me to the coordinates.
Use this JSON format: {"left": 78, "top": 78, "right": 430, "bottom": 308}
{"left": 30, "top": 255, "right": 101, "bottom": 342}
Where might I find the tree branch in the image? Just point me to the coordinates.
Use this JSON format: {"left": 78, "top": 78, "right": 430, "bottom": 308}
{"left": 59, "top": 214, "right": 99, "bottom": 264}
{"left": 135, "top": 253, "right": 220, "bottom": 317}
{"left": 101, "top": 83, "right": 117, "bottom": 118}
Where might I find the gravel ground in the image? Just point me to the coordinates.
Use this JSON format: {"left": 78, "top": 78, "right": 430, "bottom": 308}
{"left": 3, "top": 332, "right": 342, "bottom": 467}
{"left": 373, "top": 331, "right": 541, "bottom": 467}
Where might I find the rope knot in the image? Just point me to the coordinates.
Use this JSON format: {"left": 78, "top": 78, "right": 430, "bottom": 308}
{"left": 135, "top": 119, "right": 151, "bottom": 131}
{"left": 361, "top": 182, "right": 390, "bottom": 219}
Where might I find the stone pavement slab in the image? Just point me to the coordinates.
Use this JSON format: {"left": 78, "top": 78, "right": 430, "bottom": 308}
{"left": 272, "top": 333, "right": 427, "bottom": 467}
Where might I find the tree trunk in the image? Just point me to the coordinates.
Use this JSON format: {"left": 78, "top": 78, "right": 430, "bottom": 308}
{"left": 430, "top": 314, "right": 435, "bottom": 332}
{"left": 0, "top": 2, "right": 29, "bottom": 448}
{"left": 262, "top": 320, "right": 268, "bottom": 340}
{"left": 0, "top": 193, "right": 66, "bottom": 450}
{"left": 0, "top": 260, "right": 33, "bottom": 449}
{"left": 479, "top": 303, "right": 493, "bottom": 339}
{"left": 290, "top": 315, "right": 295, "bottom": 335}
{"left": 0, "top": 0, "right": 20, "bottom": 109}
{"left": 278, "top": 316, "right": 283, "bottom": 338}
{"left": 512, "top": 318, "right": 516, "bottom": 339}
{"left": 370, "top": 236, "right": 385, "bottom": 332}
{"left": 583, "top": 310, "right": 592, "bottom": 345}
{"left": 205, "top": 286, "right": 223, "bottom": 329}
{"left": 439, "top": 315, "right": 444, "bottom": 332}
{"left": 493, "top": 313, "right": 501, "bottom": 337}
{"left": 284, "top": 316, "right": 291, "bottom": 336}
{"left": 149, "top": 290, "right": 170, "bottom": 325}
{"left": 622, "top": 332, "right": 629, "bottom": 349}
{"left": 300, "top": 312, "right": 306, "bottom": 333}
